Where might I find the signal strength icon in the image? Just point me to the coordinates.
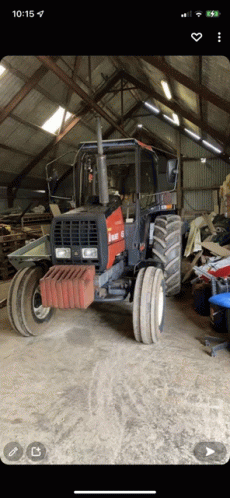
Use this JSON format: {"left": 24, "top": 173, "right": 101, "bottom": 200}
{"left": 195, "top": 11, "right": 203, "bottom": 17}
{"left": 181, "top": 11, "right": 192, "bottom": 17}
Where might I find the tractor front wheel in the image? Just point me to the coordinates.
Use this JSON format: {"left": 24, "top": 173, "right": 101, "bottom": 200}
{"left": 132, "top": 266, "right": 165, "bottom": 344}
{"left": 7, "top": 266, "right": 56, "bottom": 336}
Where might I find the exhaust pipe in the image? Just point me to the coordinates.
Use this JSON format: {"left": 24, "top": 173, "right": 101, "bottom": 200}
{"left": 96, "top": 117, "right": 109, "bottom": 205}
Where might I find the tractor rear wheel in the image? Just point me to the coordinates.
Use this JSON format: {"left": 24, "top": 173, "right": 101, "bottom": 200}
{"left": 7, "top": 266, "right": 56, "bottom": 336}
{"left": 152, "top": 214, "right": 182, "bottom": 296}
{"left": 133, "top": 266, "right": 165, "bottom": 344}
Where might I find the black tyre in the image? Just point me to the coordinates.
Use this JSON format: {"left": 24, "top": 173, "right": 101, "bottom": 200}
{"left": 132, "top": 267, "right": 146, "bottom": 342}
{"left": 150, "top": 268, "right": 165, "bottom": 343}
{"left": 133, "top": 266, "right": 165, "bottom": 344}
{"left": 140, "top": 266, "right": 156, "bottom": 344}
{"left": 152, "top": 214, "right": 182, "bottom": 296}
{"left": 7, "top": 266, "right": 56, "bottom": 336}
{"left": 7, "top": 268, "right": 32, "bottom": 336}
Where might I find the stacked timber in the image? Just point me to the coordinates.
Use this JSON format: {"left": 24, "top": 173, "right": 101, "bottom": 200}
{"left": 220, "top": 173, "right": 230, "bottom": 217}
{"left": 0, "top": 232, "right": 26, "bottom": 280}
{"left": 21, "top": 212, "right": 52, "bottom": 227}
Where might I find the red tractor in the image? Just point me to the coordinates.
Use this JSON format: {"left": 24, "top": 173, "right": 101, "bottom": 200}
{"left": 8, "top": 120, "right": 181, "bottom": 344}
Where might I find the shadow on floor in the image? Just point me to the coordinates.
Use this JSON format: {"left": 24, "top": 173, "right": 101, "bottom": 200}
{"left": 90, "top": 301, "right": 135, "bottom": 341}
{"left": 167, "top": 282, "right": 213, "bottom": 331}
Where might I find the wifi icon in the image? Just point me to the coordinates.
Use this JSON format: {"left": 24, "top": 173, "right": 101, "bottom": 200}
{"left": 195, "top": 11, "right": 203, "bottom": 17}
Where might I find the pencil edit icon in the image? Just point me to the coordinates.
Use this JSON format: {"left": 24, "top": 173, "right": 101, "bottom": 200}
{"left": 8, "top": 447, "right": 18, "bottom": 457}
{"left": 3, "top": 442, "right": 23, "bottom": 461}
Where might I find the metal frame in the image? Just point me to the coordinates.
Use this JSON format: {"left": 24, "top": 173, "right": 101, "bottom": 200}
{"left": 8, "top": 235, "right": 51, "bottom": 271}
{"left": 45, "top": 149, "right": 80, "bottom": 204}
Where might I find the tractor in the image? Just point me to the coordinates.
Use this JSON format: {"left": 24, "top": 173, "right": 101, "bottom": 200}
{"left": 7, "top": 118, "right": 182, "bottom": 344}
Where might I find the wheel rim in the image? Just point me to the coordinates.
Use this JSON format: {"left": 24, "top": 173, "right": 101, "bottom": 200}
{"left": 32, "top": 285, "right": 51, "bottom": 320}
{"left": 158, "top": 284, "right": 164, "bottom": 326}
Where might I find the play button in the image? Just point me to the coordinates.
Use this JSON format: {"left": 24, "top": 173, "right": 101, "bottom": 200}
{"left": 205, "top": 447, "right": 215, "bottom": 457}
{"left": 194, "top": 442, "right": 227, "bottom": 462}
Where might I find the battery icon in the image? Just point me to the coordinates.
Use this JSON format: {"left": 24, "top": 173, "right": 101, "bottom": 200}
{"left": 206, "top": 10, "right": 221, "bottom": 17}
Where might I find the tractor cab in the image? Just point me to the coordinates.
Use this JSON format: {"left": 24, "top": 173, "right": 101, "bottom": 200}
{"left": 75, "top": 138, "right": 159, "bottom": 217}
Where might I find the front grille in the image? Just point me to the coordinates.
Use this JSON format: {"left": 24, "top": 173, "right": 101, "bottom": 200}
{"left": 54, "top": 219, "right": 98, "bottom": 247}
{"left": 51, "top": 214, "right": 108, "bottom": 272}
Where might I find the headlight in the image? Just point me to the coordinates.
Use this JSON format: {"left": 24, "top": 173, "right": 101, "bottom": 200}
{"left": 55, "top": 247, "right": 71, "bottom": 259}
{"left": 81, "top": 247, "right": 98, "bottom": 259}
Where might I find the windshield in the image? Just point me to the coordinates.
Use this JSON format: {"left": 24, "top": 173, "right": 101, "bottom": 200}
{"left": 76, "top": 147, "right": 158, "bottom": 209}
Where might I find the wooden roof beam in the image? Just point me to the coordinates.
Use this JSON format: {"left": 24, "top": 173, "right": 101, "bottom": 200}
{"left": 137, "top": 105, "right": 230, "bottom": 164}
{"left": 7, "top": 69, "right": 123, "bottom": 192}
{"left": 133, "top": 127, "right": 176, "bottom": 156}
{"left": 0, "top": 56, "right": 58, "bottom": 126}
{"left": 36, "top": 56, "right": 128, "bottom": 138}
{"left": 103, "top": 101, "right": 142, "bottom": 139}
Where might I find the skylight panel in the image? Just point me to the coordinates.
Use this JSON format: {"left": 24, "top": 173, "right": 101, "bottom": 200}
{"left": 0, "top": 64, "right": 6, "bottom": 76}
{"left": 161, "top": 80, "right": 172, "bottom": 100}
{"left": 42, "top": 106, "right": 73, "bottom": 134}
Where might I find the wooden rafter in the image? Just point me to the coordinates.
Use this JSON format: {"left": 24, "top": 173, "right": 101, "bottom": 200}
{"left": 0, "top": 57, "right": 59, "bottom": 126}
{"left": 133, "top": 127, "right": 176, "bottom": 156}
{"left": 134, "top": 104, "right": 230, "bottom": 164}
{"left": 104, "top": 101, "right": 142, "bottom": 139}
{"left": 7, "top": 69, "right": 124, "bottom": 199}
{"left": 36, "top": 56, "right": 128, "bottom": 138}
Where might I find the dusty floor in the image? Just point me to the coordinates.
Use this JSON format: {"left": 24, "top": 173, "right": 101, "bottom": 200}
{"left": 0, "top": 274, "right": 230, "bottom": 468}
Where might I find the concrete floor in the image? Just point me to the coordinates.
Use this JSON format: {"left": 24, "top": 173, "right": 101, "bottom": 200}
{"left": 0, "top": 272, "right": 230, "bottom": 467}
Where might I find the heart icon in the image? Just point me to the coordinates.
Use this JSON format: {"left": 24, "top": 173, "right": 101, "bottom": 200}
{"left": 191, "top": 32, "right": 203, "bottom": 42}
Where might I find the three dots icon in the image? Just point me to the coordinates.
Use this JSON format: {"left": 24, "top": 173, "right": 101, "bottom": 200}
{"left": 218, "top": 32, "right": 221, "bottom": 42}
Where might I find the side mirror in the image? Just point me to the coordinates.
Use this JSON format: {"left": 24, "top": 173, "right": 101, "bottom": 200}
{"left": 166, "top": 159, "right": 178, "bottom": 185}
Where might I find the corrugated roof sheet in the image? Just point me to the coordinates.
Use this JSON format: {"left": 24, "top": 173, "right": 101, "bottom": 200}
{"left": 0, "top": 71, "right": 24, "bottom": 107}
{"left": 165, "top": 56, "right": 198, "bottom": 80}
{"left": 183, "top": 158, "right": 230, "bottom": 188}
{"left": 12, "top": 90, "right": 54, "bottom": 125}
{"left": 183, "top": 190, "right": 213, "bottom": 212}
{"left": 2, "top": 55, "right": 41, "bottom": 77}
{"left": 0, "top": 55, "right": 229, "bottom": 206}
{"left": 202, "top": 56, "right": 230, "bottom": 101}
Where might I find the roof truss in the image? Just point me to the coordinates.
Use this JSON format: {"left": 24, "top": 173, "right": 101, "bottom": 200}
{"left": 0, "top": 55, "right": 229, "bottom": 206}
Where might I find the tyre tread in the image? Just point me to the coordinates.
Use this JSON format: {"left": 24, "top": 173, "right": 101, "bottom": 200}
{"left": 152, "top": 214, "right": 182, "bottom": 296}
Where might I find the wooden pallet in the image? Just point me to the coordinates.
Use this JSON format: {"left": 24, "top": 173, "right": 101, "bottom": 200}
{"left": 0, "top": 240, "right": 26, "bottom": 261}
{"left": 0, "top": 232, "right": 27, "bottom": 280}
{"left": 0, "top": 232, "right": 26, "bottom": 244}
{"left": 0, "top": 259, "right": 16, "bottom": 280}
{"left": 21, "top": 212, "right": 52, "bottom": 226}
{"left": 0, "top": 227, "right": 46, "bottom": 280}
